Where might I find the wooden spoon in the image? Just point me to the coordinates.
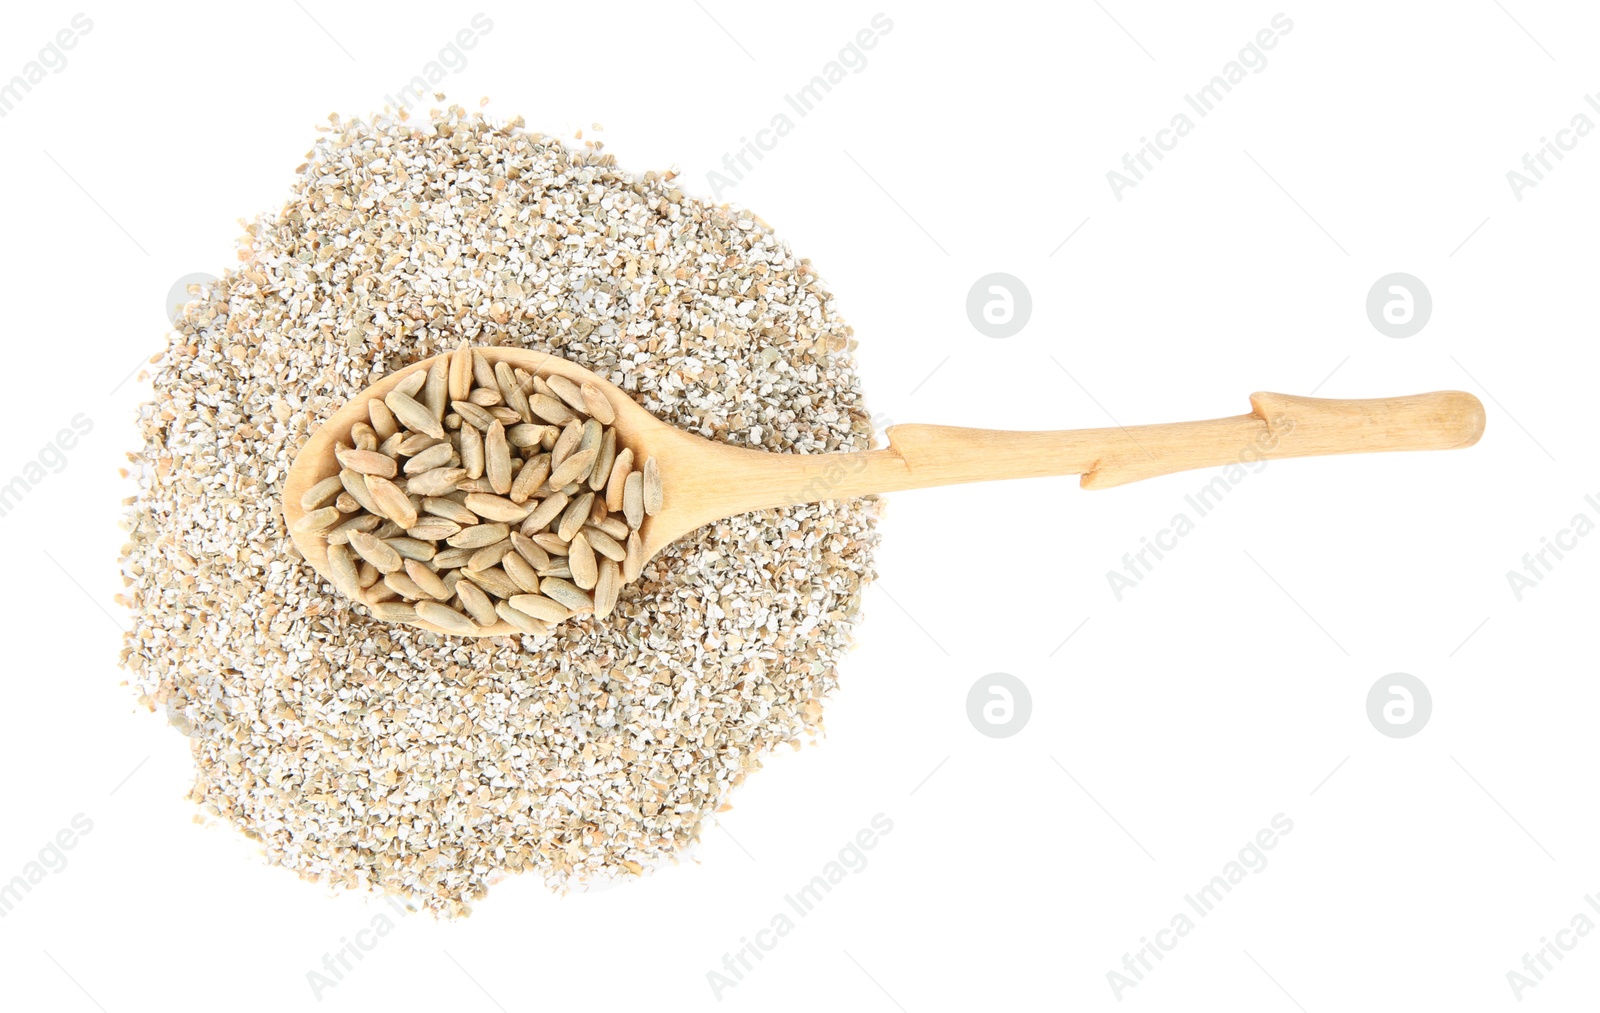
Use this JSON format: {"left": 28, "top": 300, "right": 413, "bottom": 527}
{"left": 283, "top": 347, "right": 1485, "bottom": 636}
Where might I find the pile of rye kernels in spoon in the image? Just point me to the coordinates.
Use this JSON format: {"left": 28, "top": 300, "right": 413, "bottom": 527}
{"left": 295, "top": 343, "right": 661, "bottom": 635}
{"left": 117, "top": 104, "right": 879, "bottom": 914}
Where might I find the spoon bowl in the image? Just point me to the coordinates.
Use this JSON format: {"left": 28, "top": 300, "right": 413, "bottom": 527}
{"left": 284, "top": 347, "right": 686, "bottom": 635}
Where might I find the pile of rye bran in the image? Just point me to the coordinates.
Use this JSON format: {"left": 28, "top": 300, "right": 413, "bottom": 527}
{"left": 118, "top": 105, "right": 879, "bottom": 914}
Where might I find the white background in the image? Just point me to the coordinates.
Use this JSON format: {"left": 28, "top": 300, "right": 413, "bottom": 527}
{"left": 0, "top": 2, "right": 1595, "bottom": 1010}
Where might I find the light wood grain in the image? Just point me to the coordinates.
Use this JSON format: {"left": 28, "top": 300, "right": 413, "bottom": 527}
{"left": 284, "top": 348, "right": 1485, "bottom": 637}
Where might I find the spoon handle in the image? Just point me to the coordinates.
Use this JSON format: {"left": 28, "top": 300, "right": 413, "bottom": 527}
{"left": 891, "top": 390, "right": 1484, "bottom": 491}
{"left": 701, "top": 391, "right": 1484, "bottom": 515}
